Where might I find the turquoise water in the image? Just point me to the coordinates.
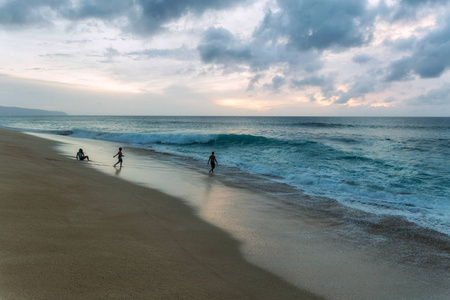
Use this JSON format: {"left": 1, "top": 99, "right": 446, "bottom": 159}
{"left": 1, "top": 116, "right": 449, "bottom": 236}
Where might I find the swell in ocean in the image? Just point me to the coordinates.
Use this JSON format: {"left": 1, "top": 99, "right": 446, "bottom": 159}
{"left": 1, "top": 116, "right": 449, "bottom": 240}
{"left": 64, "top": 128, "right": 450, "bottom": 238}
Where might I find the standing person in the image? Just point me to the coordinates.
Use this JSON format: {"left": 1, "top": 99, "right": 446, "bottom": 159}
{"left": 76, "top": 149, "right": 89, "bottom": 161}
{"left": 113, "top": 147, "right": 124, "bottom": 167}
{"left": 208, "top": 152, "right": 218, "bottom": 174}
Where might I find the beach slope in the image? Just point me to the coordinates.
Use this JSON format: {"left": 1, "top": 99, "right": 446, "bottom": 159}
{"left": 0, "top": 129, "right": 320, "bottom": 299}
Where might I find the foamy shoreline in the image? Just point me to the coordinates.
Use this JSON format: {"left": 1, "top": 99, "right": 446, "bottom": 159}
{"left": 0, "top": 128, "right": 319, "bottom": 299}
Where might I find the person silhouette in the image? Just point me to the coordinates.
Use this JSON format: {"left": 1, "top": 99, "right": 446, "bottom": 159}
{"left": 76, "top": 149, "right": 89, "bottom": 161}
{"left": 113, "top": 147, "right": 124, "bottom": 167}
{"left": 207, "top": 152, "right": 218, "bottom": 174}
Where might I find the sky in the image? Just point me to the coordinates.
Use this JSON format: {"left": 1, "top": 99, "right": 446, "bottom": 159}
{"left": 0, "top": 0, "right": 450, "bottom": 116}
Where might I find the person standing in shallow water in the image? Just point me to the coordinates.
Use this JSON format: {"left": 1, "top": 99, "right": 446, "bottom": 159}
{"left": 208, "top": 152, "right": 218, "bottom": 174}
{"left": 113, "top": 147, "right": 124, "bottom": 167}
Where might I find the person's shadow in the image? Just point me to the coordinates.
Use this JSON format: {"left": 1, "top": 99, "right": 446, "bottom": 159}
{"left": 115, "top": 166, "right": 122, "bottom": 175}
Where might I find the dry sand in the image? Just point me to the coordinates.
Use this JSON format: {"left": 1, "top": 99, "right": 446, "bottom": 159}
{"left": 0, "top": 128, "right": 322, "bottom": 299}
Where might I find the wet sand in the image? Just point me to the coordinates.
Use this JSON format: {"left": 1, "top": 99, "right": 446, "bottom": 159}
{"left": 0, "top": 128, "right": 320, "bottom": 299}
{"left": 42, "top": 132, "right": 450, "bottom": 300}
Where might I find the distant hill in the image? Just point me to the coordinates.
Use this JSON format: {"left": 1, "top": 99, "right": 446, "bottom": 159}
{"left": 0, "top": 106, "right": 67, "bottom": 116}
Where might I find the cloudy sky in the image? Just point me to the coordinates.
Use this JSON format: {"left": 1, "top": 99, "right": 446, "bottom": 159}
{"left": 1, "top": 0, "right": 450, "bottom": 116}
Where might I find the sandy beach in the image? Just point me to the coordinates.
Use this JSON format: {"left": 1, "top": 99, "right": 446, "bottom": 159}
{"left": 0, "top": 128, "right": 320, "bottom": 299}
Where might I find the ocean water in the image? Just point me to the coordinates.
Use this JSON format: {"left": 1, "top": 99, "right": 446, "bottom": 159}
{"left": 1, "top": 116, "right": 449, "bottom": 237}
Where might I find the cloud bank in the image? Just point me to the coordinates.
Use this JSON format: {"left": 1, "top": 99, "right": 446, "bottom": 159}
{"left": 1, "top": 0, "right": 450, "bottom": 115}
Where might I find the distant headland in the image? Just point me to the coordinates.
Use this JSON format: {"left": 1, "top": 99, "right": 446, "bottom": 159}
{"left": 0, "top": 106, "right": 67, "bottom": 116}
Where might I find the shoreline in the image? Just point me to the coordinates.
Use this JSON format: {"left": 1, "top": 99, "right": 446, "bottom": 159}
{"left": 37, "top": 131, "right": 450, "bottom": 299}
{"left": 3, "top": 128, "right": 450, "bottom": 299}
{"left": 39, "top": 131, "right": 450, "bottom": 261}
{"left": 0, "top": 128, "right": 320, "bottom": 299}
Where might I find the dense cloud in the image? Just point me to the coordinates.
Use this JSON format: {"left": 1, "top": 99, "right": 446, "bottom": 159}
{"left": 387, "top": 0, "right": 450, "bottom": 21}
{"left": 197, "top": 0, "right": 378, "bottom": 88}
{"left": 197, "top": 27, "right": 252, "bottom": 66}
{"left": 385, "top": 58, "right": 415, "bottom": 81}
{"left": 197, "top": 26, "right": 323, "bottom": 74}
{"left": 383, "top": 36, "right": 418, "bottom": 52}
{"left": 129, "top": 0, "right": 249, "bottom": 35}
{"left": 256, "top": 0, "right": 375, "bottom": 51}
{"left": 0, "top": 0, "right": 69, "bottom": 26}
{"left": 0, "top": 0, "right": 249, "bottom": 34}
{"left": 63, "top": 0, "right": 133, "bottom": 20}
{"left": 264, "top": 75, "right": 286, "bottom": 92}
{"left": 386, "top": 17, "right": 450, "bottom": 81}
{"left": 198, "top": 0, "right": 377, "bottom": 96}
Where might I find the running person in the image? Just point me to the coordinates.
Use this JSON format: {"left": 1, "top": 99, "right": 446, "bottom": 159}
{"left": 113, "top": 147, "right": 124, "bottom": 167}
